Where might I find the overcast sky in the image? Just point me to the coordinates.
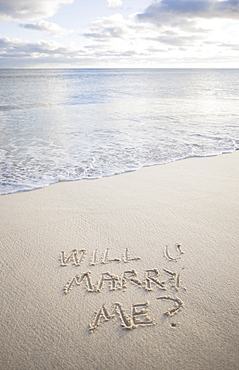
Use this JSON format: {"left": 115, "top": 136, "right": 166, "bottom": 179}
{"left": 0, "top": 0, "right": 239, "bottom": 68}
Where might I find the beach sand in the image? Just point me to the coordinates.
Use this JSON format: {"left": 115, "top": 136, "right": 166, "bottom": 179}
{"left": 0, "top": 152, "right": 238, "bottom": 370}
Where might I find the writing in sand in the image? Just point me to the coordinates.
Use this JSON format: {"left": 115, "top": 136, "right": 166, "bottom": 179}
{"left": 59, "top": 244, "right": 186, "bottom": 333}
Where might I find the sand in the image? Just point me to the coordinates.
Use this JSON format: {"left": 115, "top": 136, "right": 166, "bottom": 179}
{"left": 0, "top": 152, "right": 239, "bottom": 370}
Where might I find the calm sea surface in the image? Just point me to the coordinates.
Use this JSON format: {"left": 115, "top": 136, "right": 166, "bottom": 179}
{"left": 0, "top": 68, "right": 238, "bottom": 195}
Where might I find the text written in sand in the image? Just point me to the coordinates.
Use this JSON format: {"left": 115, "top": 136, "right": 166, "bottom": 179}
{"left": 59, "top": 247, "right": 141, "bottom": 266}
{"left": 59, "top": 244, "right": 186, "bottom": 333}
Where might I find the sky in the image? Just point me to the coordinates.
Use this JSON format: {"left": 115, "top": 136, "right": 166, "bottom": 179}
{"left": 0, "top": 0, "right": 239, "bottom": 68}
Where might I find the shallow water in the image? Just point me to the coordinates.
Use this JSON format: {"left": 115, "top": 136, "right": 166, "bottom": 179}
{"left": 0, "top": 68, "right": 238, "bottom": 194}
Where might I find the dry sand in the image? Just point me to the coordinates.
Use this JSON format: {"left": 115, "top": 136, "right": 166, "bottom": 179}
{"left": 0, "top": 152, "right": 239, "bottom": 370}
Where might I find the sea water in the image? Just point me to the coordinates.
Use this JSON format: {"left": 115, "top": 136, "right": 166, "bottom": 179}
{"left": 0, "top": 68, "right": 238, "bottom": 195}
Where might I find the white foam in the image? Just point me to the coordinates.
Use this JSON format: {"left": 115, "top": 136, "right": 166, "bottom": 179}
{"left": 1, "top": 69, "right": 239, "bottom": 195}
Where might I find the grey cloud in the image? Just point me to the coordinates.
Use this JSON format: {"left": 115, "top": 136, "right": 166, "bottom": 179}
{"left": 146, "top": 46, "right": 173, "bottom": 53}
{"left": 81, "top": 12, "right": 151, "bottom": 44}
{"left": 0, "top": 0, "right": 74, "bottom": 21}
{"left": 20, "top": 23, "right": 46, "bottom": 31}
{"left": 19, "top": 21, "right": 73, "bottom": 35}
{"left": 0, "top": 37, "right": 79, "bottom": 58}
{"left": 137, "top": 0, "right": 239, "bottom": 26}
{"left": 219, "top": 42, "right": 239, "bottom": 50}
{"left": 84, "top": 26, "right": 125, "bottom": 40}
{"left": 0, "top": 37, "right": 23, "bottom": 48}
{"left": 93, "top": 49, "right": 148, "bottom": 58}
{"left": 143, "top": 28, "right": 204, "bottom": 46}
{"left": 82, "top": 14, "right": 131, "bottom": 41}
{"left": 153, "top": 34, "right": 203, "bottom": 46}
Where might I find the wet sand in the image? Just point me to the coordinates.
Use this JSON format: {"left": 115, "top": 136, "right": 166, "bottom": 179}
{"left": 0, "top": 152, "right": 238, "bottom": 370}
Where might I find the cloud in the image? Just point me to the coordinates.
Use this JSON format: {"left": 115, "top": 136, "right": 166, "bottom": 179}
{"left": 77, "top": 5, "right": 239, "bottom": 68}
{"left": 83, "top": 14, "right": 134, "bottom": 41}
{"left": 0, "top": 36, "right": 79, "bottom": 58}
{"left": 0, "top": 34, "right": 152, "bottom": 68}
{"left": 0, "top": 0, "right": 74, "bottom": 21}
{"left": 82, "top": 10, "right": 207, "bottom": 56}
{"left": 144, "top": 29, "right": 204, "bottom": 46}
{"left": 1, "top": 1, "right": 239, "bottom": 68}
{"left": 107, "top": 0, "right": 122, "bottom": 8}
{"left": 19, "top": 20, "right": 73, "bottom": 36}
{"left": 82, "top": 9, "right": 207, "bottom": 48}
{"left": 137, "top": 0, "right": 239, "bottom": 27}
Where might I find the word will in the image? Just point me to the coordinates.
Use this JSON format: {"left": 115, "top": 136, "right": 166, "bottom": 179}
{"left": 60, "top": 248, "right": 141, "bottom": 267}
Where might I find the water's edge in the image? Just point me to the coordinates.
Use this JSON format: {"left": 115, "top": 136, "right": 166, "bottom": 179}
{"left": 1, "top": 149, "right": 237, "bottom": 196}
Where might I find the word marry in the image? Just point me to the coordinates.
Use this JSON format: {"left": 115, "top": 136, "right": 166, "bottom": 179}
{"left": 63, "top": 268, "right": 183, "bottom": 294}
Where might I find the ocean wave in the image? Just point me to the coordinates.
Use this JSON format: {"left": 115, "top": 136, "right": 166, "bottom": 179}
{"left": 1, "top": 68, "right": 239, "bottom": 195}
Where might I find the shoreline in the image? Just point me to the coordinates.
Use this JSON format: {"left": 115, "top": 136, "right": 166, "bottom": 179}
{"left": 1, "top": 149, "right": 238, "bottom": 197}
{"left": 0, "top": 152, "right": 238, "bottom": 369}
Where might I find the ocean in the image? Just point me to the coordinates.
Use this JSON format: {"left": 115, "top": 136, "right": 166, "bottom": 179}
{"left": 0, "top": 68, "right": 238, "bottom": 195}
